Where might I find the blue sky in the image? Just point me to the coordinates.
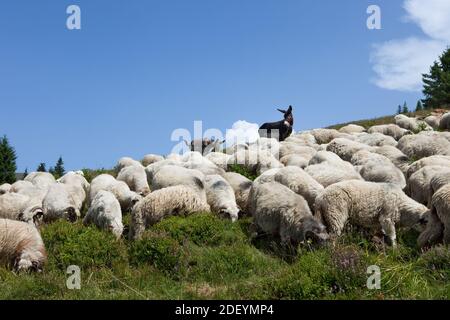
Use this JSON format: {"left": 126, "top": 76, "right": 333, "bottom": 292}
{"left": 0, "top": 0, "right": 446, "bottom": 171}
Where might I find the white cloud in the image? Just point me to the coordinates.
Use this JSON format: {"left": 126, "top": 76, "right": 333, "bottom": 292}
{"left": 225, "top": 120, "right": 260, "bottom": 147}
{"left": 371, "top": 0, "right": 450, "bottom": 92}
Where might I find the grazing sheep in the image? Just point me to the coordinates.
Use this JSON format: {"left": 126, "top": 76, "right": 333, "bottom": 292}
{"left": 58, "top": 171, "right": 90, "bottom": 213}
{"left": 397, "top": 133, "right": 450, "bottom": 158}
{"left": 228, "top": 149, "right": 283, "bottom": 176}
{"left": 327, "top": 138, "right": 373, "bottom": 162}
{"left": 407, "top": 155, "right": 450, "bottom": 179}
{"left": 373, "top": 145, "right": 410, "bottom": 175}
{"left": 368, "top": 124, "right": 411, "bottom": 141}
{"left": 42, "top": 183, "right": 80, "bottom": 223}
{"left": 205, "top": 152, "right": 232, "bottom": 171}
{"left": 439, "top": 112, "right": 450, "bottom": 131}
{"left": 315, "top": 180, "right": 428, "bottom": 246}
{"left": 0, "top": 219, "right": 47, "bottom": 272}
{"left": 204, "top": 175, "right": 240, "bottom": 222}
{"left": 83, "top": 190, "right": 123, "bottom": 239}
{"left": 222, "top": 172, "right": 253, "bottom": 212}
{"left": 356, "top": 132, "right": 397, "bottom": 147}
{"left": 117, "top": 165, "right": 150, "bottom": 196}
{"left": 181, "top": 152, "right": 225, "bottom": 176}
{"left": 424, "top": 115, "right": 441, "bottom": 130}
{"left": 0, "top": 193, "right": 43, "bottom": 226}
{"left": 310, "top": 129, "right": 343, "bottom": 144}
{"left": 116, "top": 157, "right": 143, "bottom": 172}
{"left": 339, "top": 124, "right": 366, "bottom": 134}
{"left": 305, "top": 162, "right": 363, "bottom": 187}
{"left": 284, "top": 132, "right": 317, "bottom": 146}
{"left": 278, "top": 143, "right": 316, "bottom": 160}
{"left": 89, "top": 174, "right": 142, "bottom": 212}
{"left": 272, "top": 166, "right": 324, "bottom": 210}
{"left": 24, "top": 172, "right": 56, "bottom": 191}
{"left": 249, "top": 181, "right": 328, "bottom": 245}
{"left": 145, "top": 159, "right": 182, "bottom": 183}
{"left": 308, "top": 151, "right": 354, "bottom": 170}
{"left": 141, "top": 154, "right": 164, "bottom": 167}
{"left": 151, "top": 165, "right": 207, "bottom": 202}
{"left": 429, "top": 171, "right": 450, "bottom": 202}
{"left": 395, "top": 114, "right": 432, "bottom": 132}
{"left": 418, "top": 184, "right": 450, "bottom": 247}
{"left": 9, "top": 180, "right": 47, "bottom": 207}
{"left": 407, "top": 166, "right": 450, "bottom": 207}
{"left": 280, "top": 154, "right": 309, "bottom": 168}
{"left": 0, "top": 183, "right": 11, "bottom": 195}
{"left": 129, "top": 185, "right": 210, "bottom": 240}
{"left": 351, "top": 150, "right": 406, "bottom": 189}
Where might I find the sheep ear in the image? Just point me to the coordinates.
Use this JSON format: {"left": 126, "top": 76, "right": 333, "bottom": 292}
{"left": 277, "top": 108, "right": 286, "bottom": 114}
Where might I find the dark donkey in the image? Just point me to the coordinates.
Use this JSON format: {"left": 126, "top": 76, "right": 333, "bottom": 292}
{"left": 259, "top": 105, "right": 293, "bottom": 141}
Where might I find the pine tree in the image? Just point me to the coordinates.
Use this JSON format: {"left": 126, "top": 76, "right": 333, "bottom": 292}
{"left": 422, "top": 47, "right": 450, "bottom": 109}
{"left": 402, "top": 102, "right": 409, "bottom": 114}
{"left": 37, "top": 163, "right": 47, "bottom": 172}
{"left": 415, "top": 100, "right": 423, "bottom": 112}
{"left": 53, "top": 156, "right": 65, "bottom": 179}
{"left": 0, "top": 135, "right": 17, "bottom": 184}
{"left": 397, "top": 105, "right": 402, "bottom": 114}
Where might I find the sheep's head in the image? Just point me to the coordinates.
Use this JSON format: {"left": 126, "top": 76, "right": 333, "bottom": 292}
{"left": 18, "top": 206, "right": 44, "bottom": 227}
{"left": 64, "top": 207, "right": 80, "bottom": 222}
{"left": 218, "top": 206, "right": 239, "bottom": 222}
{"left": 14, "top": 249, "right": 46, "bottom": 273}
{"left": 297, "top": 216, "right": 329, "bottom": 247}
{"left": 399, "top": 200, "right": 430, "bottom": 229}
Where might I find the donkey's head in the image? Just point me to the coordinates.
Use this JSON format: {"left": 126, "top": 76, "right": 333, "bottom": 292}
{"left": 277, "top": 105, "right": 293, "bottom": 125}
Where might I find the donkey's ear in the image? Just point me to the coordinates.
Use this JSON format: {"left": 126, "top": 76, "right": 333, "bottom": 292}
{"left": 277, "top": 108, "right": 286, "bottom": 114}
{"left": 287, "top": 105, "right": 293, "bottom": 112}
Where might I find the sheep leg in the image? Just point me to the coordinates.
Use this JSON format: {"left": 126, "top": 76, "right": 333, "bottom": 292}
{"left": 379, "top": 217, "right": 397, "bottom": 247}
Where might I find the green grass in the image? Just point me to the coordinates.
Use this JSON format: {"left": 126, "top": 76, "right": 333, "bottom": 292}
{"left": 0, "top": 213, "right": 448, "bottom": 300}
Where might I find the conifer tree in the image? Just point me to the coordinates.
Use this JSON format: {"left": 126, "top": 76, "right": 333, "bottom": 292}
{"left": 422, "top": 48, "right": 450, "bottom": 109}
{"left": 0, "top": 135, "right": 17, "bottom": 184}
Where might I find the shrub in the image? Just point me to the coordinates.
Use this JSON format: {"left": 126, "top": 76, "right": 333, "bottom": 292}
{"left": 228, "top": 164, "right": 257, "bottom": 181}
{"left": 41, "top": 220, "right": 128, "bottom": 271}
{"left": 153, "top": 213, "right": 247, "bottom": 246}
{"left": 128, "top": 231, "right": 185, "bottom": 278}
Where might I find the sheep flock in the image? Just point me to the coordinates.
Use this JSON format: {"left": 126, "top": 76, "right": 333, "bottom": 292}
{"left": 1, "top": 111, "right": 450, "bottom": 273}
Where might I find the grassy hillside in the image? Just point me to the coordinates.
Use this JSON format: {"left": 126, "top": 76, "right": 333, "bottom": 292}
{"left": 0, "top": 214, "right": 448, "bottom": 300}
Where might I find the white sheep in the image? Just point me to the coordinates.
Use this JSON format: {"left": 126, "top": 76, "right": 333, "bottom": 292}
{"left": 129, "top": 185, "right": 210, "bottom": 240}
{"left": 350, "top": 150, "right": 406, "bottom": 189}
{"left": 58, "top": 171, "right": 90, "bottom": 213}
{"left": 145, "top": 159, "right": 182, "bottom": 183}
{"left": 417, "top": 184, "right": 450, "bottom": 248}
{"left": 438, "top": 112, "right": 450, "bottom": 131}
{"left": 284, "top": 132, "right": 317, "bottom": 147}
{"left": 424, "top": 115, "right": 441, "bottom": 130}
{"left": 228, "top": 149, "right": 283, "bottom": 176}
{"left": 116, "top": 157, "right": 143, "bottom": 172}
{"left": 141, "top": 154, "right": 164, "bottom": 167}
{"left": 89, "top": 174, "right": 142, "bottom": 212}
{"left": 117, "top": 165, "right": 150, "bottom": 196}
{"left": 407, "top": 166, "right": 450, "bottom": 207}
{"left": 0, "top": 183, "right": 11, "bottom": 195}
{"left": 327, "top": 138, "right": 374, "bottom": 162}
{"left": 309, "top": 129, "right": 346, "bottom": 144}
{"left": 372, "top": 145, "right": 410, "bottom": 175}
{"left": 397, "top": 132, "right": 450, "bottom": 158}
{"left": 0, "top": 219, "right": 47, "bottom": 272}
{"left": 248, "top": 181, "right": 328, "bottom": 245}
{"left": 338, "top": 124, "right": 366, "bottom": 134}
{"left": 367, "top": 124, "right": 411, "bottom": 141}
{"left": 204, "top": 175, "right": 240, "bottom": 222}
{"left": 395, "top": 114, "right": 432, "bottom": 132}
{"left": 407, "top": 155, "right": 450, "bottom": 179}
{"left": 429, "top": 171, "right": 450, "bottom": 202}
{"left": 222, "top": 172, "right": 253, "bottom": 212}
{"left": 278, "top": 143, "right": 316, "bottom": 160}
{"left": 271, "top": 166, "right": 324, "bottom": 211}
{"left": 42, "top": 183, "right": 80, "bottom": 223}
{"left": 280, "top": 154, "right": 309, "bottom": 168}
{"left": 181, "top": 151, "right": 225, "bottom": 176}
{"left": 24, "top": 172, "right": 56, "bottom": 191}
{"left": 356, "top": 132, "right": 397, "bottom": 147}
{"left": 83, "top": 190, "right": 123, "bottom": 239}
{"left": 0, "top": 192, "right": 43, "bottom": 226}
{"left": 205, "top": 152, "right": 232, "bottom": 171}
{"left": 305, "top": 162, "right": 363, "bottom": 187}
{"left": 151, "top": 165, "right": 207, "bottom": 202}
{"left": 315, "top": 180, "right": 429, "bottom": 246}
